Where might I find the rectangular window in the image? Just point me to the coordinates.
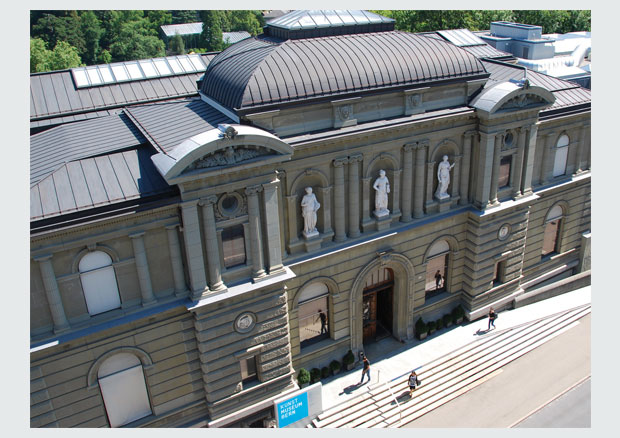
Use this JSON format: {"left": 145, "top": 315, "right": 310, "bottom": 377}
{"left": 222, "top": 225, "right": 246, "bottom": 268}
{"left": 425, "top": 255, "right": 447, "bottom": 298}
{"left": 299, "top": 296, "right": 329, "bottom": 346}
{"left": 542, "top": 220, "right": 560, "bottom": 256}
{"left": 99, "top": 365, "right": 152, "bottom": 427}
{"left": 498, "top": 156, "right": 512, "bottom": 188}
{"left": 240, "top": 356, "right": 257, "bottom": 383}
{"left": 553, "top": 145, "right": 569, "bottom": 177}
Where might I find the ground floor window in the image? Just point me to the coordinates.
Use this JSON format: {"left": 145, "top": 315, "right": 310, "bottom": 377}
{"left": 298, "top": 282, "right": 329, "bottom": 348}
{"left": 425, "top": 255, "right": 447, "bottom": 298}
{"left": 542, "top": 205, "right": 563, "bottom": 256}
{"left": 240, "top": 356, "right": 258, "bottom": 386}
{"left": 98, "top": 353, "right": 151, "bottom": 427}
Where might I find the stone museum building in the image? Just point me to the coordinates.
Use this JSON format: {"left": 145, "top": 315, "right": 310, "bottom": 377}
{"left": 30, "top": 11, "right": 591, "bottom": 427}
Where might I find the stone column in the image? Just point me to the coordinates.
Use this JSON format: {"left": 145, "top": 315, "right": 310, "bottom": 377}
{"left": 512, "top": 127, "right": 527, "bottom": 198}
{"left": 200, "top": 196, "right": 226, "bottom": 292}
{"left": 246, "top": 185, "right": 266, "bottom": 280}
{"left": 129, "top": 232, "right": 157, "bottom": 306}
{"left": 347, "top": 154, "right": 362, "bottom": 238}
{"left": 319, "top": 186, "right": 333, "bottom": 234}
{"left": 165, "top": 224, "right": 187, "bottom": 296}
{"left": 333, "top": 158, "right": 347, "bottom": 242}
{"left": 263, "top": 179, "right": 285, "bottom": 274}
{"left": 401, "top": 144, "right": 414, "bottom": 222}
{"left": 34, "top": 254, "right": 70, "bottom": 333}
{"left": 180, "top": 200, "right": 208, "bottom": 299}
{"left": 459, "top": 131, "right": 474, "bottom": 206}
{"left": 413, "top": 141, "right": 428, "bottom": 218}
{"left": 285, "top": 194, "right": 299, "bottom": 246}
{"left": 391, "top": 169, "right": 402, "bottom": 216}
{"left": 275, "top": 170, "right": 288, "bottom": 260}
{"left": 473, "top": 131, "right": 496, "bottom": 209}
{"left": 451, "top": 156, "right": 461, "bottom": 200}
{"left": 488, "top": 133, "right": 503, "bottom": 206}
{"left": 521, "top": 123, "right": 539, "bottom": 196}
{"left": 540, "top": 131, "right": 557, "bottom": 184}
{"left": 361, "top": 177, "right": 372, "bottom": 227}
{"left": 425, "top": 160, "right": 435, "bottom": 203}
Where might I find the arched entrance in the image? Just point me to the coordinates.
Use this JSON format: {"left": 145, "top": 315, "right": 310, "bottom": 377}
{"left": 349, "top": 253, "right": 415, "bottom": 354}
{"left": 362, "top": 267, "right": 394, "bottom": 343}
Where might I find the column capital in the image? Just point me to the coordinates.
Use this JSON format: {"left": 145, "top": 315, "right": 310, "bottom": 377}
{"left": 165, "top": 222, "right": 181, "bottom": 230}
{"left": 348, "top": 154, "right": 363, "bottom": 163}
{"left": 180, "top": 199, "right": 200, "bottom": 209}
{"left": 285, "top": 194, "right": 298, "bottom": 202}
{"left": 199, "top": 194, "right": 218, "bottom": 206}
{"left": 464, "top": 129, "right": 478, "bottom": 137}
{"left": 245, "top": 185, "right": 263, "bottom": 196}
{"left": 33, "top": 253, "right": 53, "bottom": 262}
{"left": 403, "top": 143, "right": 416, "bottom": 152}
{"left": 319, "top": 185, "right": 333, "bottom": 194}
{"left": 417, "top": 139, "right": 430, "bottom": 148}
{"left": 392, "top": 168, "right": 403, "bottom": 176}
{"left": 333, "top": 157, "right": 348, "bottom": 167}
{"left": 128, "top": 231, "right": 146, "bottom": 239}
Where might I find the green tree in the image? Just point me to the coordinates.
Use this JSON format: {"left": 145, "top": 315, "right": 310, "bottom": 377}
{"left": 172, "top": 10, "right": 199, "bottom": 24}
{"left": 48, "top": 41, "right": 83, "bottom": 70}
{"left": 169, "top": 32, "right": 185, "bottom": 55}
{"left": 200, "top": 10, "right": 225, "bottom": 52}
{"left": 30, "top": 37, "right": 50, "bottom": 73}
{"left": 108, "top": 15, "right": 166, "bottom": 62}
{"left": 228, "top": 10, "right": 263, "bottom": 35}
{"left": 80, "top": 11, "right": 103, "bottom": 65}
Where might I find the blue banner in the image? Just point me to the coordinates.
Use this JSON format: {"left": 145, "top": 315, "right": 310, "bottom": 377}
{"left": 276, "top": 391, "right": 309, "bottom": 427}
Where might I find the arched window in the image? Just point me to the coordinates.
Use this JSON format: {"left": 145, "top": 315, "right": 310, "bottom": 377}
{"left": 426, "top": 240, "right": 450, "bottom": 298}
{"left": 79, "top": 251, "right": 121, "bottom": 315}
{"left": 98, "top": 353, "right": 152, "bottom": 427}
{"left": 542, "top": 205, "right": 564, "bottom": 256}
{"left": 298, "top": 282, "right": 329, "bottom": 347}
{"left": 553, "top": 134, "right": 570, "bottom": 177}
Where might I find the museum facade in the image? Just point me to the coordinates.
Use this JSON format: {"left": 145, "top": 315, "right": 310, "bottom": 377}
{"left": 30, "top": 11, "right": 590, "bottom": 427}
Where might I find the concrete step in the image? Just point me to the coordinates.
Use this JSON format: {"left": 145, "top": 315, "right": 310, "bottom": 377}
{"left": 311, "top": 304, "right": 590, "bottom": 428}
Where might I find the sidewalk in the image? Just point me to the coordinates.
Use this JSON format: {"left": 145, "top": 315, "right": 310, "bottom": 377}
{"left": 319, "top": 286, "right": 591, "bottom": 411}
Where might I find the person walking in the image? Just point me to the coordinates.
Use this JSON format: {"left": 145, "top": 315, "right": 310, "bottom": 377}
{"left": 408, "top": 370, "right": 419, "bottom": 398}
{"left": 359, "top": 356, "right": 371, "bottom": 384}
{"left": 488, "top": 307, "right": 497, "bottom": 330}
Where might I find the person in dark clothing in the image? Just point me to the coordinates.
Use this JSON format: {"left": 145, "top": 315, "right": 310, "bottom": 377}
{"left": 408, "top": 370, "right": 419, "bottom": 398}
{"left": 435, "top": 270, "right": 442, "bottom": 290}
{"left": 359, "top": 356, "right": 371, "bottom": 384}
{"left": 318, "top": 309, "right": 327, "bottom": 334}
{"left": 488, "top": 307, "right": 497, "bottom": 330}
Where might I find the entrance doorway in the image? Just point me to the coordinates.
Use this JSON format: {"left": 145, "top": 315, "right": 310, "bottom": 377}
{"left": 362, "top": 267, "right": 394, "bottom": 343}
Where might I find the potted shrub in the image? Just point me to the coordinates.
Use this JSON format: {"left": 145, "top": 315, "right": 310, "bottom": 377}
{"left": 436, "top": 317, "right": 444, "bottom": 330}
{"left": 321, "top": 366, "right": 330, "bottom": 379}
{"left": 415, "top": 317, "right": 428, "bottom": 340}
{"left": 297, "top": 368, "right": 310, "bottom": 388}
{"left": 343, "top": 349, "right": 356, "bottom": 371}
{"left": 330, "top": 359, "right": 341, "bottom": 375}
{"left": 310, "top": 367, "right": 321, "bottom": 384}
{"left": 443, "top": 313, "right": 452, "bottom": 328}
{"left": 427, "top": 320, "right": 436, "bottom": 335}
{"left": 452, "top": 305, "right": 465, "bottom": 325}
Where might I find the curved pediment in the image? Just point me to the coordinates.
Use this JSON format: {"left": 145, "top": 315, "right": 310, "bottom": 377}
{"left": 471, "top": 80, "right": 555, "bottom": 118}
{"left": 152, "top": 124, "right": 293, "bottom": 183}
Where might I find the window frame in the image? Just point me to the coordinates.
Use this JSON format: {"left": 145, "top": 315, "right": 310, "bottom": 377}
{"left": 541, "top": 205, "right": 565, "bottom": 257}
{"left": 552, "top": 134, "right": 570, "bottom": 177}
{"left": 221, "top": 223, "right": 247, "bottom": 268}
{"left": 79, "top": 251, "right": 122, "bottom": 316}
{"left": 298, "top": 282, "right": 331, "bottom": 348}
{"left": 498, "top": 155, "right": 512, "bottom": 189}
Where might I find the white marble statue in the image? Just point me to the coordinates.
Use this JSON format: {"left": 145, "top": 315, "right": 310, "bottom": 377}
{"left": 435, "top": 155, "right": 455, "bottom": 199}
{"left": 301, "top": 187, "right": 320, "bottom": 237}
{"left": 373, "top": 169, "right": 390, "bottom": 216}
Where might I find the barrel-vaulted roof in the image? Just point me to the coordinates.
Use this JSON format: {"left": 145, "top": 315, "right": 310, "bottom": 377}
{"left": 200, "top": 30, "right": 489, "bottom": 112}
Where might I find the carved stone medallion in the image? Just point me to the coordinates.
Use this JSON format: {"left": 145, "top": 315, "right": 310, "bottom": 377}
{"left": 234, "top": 312, "right": 256, "bottom": 333}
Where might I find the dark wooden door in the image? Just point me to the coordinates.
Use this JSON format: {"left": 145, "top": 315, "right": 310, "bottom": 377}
{"left": 362, "top": 292, "right": 377, "bottom": 342}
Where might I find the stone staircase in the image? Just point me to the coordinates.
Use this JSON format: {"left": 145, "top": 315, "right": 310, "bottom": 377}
{"left": 309, "top": 304, "right": 591, "bottom": 428}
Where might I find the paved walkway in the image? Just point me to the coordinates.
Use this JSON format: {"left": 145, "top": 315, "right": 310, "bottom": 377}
{"left": 318, "top": 286, "right": 591, "bottom": 412}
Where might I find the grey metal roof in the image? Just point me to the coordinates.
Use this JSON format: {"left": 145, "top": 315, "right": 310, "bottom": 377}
{"left": 437, "top": 29, "right": 486, "bottom": 47}
{"left": 201, "top": 31, "right": 488, "bottom": 111}
{"left": 481, "top": 59, "right": 590, "bottom": 111}
{"left": 267, "top": 10, "right": 394, "bottom": 30}
{"left": 124, "top": 98, "right": 233, "bottom": 155}
{"left": 30, "top": 146, "right": 171, "bottom": 221}
{"left": 30, "top": 112, "right": 146, "bottom": 187}
{"left": 30, "top": 53, "right": 216, "bottom": 127}
{"left": 160, "top": 22, "right": 203, "bottom": 37}
{"left": 223, "top": 31, "right": 251, "bottom": 44}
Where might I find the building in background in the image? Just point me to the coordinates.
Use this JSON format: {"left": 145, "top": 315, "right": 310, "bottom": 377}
{"left": 30, "top": 10, "right": 590, "bottom": 428}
